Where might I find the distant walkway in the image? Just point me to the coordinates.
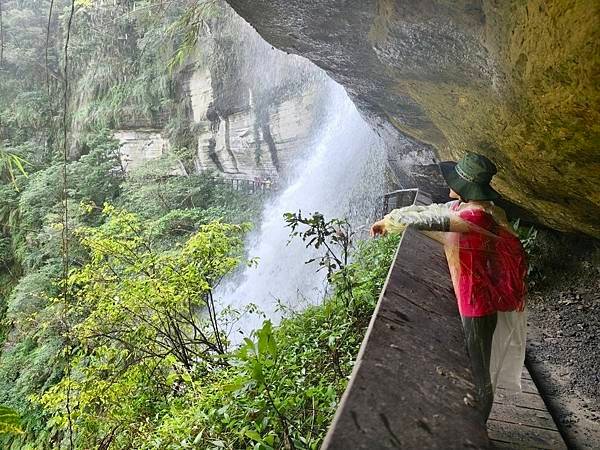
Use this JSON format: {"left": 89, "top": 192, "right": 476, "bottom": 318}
{"left": 223, "top": 177, "right": 278, "bottom": 194}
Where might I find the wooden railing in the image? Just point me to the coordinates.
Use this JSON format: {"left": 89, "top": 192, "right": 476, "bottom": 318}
{"left": 321, "top": 191, "right": 489, "bottom": 449}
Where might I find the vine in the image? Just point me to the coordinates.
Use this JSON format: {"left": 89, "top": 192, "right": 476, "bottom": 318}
{"left": 61, "top": 0, "right": 76, "bottom": 447}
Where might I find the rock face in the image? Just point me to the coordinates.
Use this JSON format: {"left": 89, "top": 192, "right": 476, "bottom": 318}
{"left": 185, "top": 64, "right": 327, "bottom": 181}
{"left": 115, "top": 7, "right": 332, "bottom": 183}
{"left": 113, "top": 130, "right": 169, "bottom": 172}
{"left": 225, "top": 0, "right": 600, "bottom": 236}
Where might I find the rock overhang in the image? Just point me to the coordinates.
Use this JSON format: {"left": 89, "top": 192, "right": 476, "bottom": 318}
{"left": 225, "top": 0, "right": 600, "bottom": 237}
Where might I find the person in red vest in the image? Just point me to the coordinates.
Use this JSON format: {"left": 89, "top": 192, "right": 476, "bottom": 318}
{"left": 370, "top": 152, "right": 527, "bottom": 422}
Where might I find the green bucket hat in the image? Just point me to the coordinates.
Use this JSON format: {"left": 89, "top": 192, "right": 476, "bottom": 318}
{"left": 439, "top": 152, "right": 500, "bottom": 201}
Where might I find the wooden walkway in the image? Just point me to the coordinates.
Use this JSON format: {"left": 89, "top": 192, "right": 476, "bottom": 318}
{"left": 488, "top": 368, "right": 567, "bottom": 449}
{"left": 321, "top": 226, "right": 489, "bottom": 449}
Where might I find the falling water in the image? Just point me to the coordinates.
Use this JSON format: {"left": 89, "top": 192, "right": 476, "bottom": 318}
{"left": 220, "top": 80, "right": 388, "bottom": 337}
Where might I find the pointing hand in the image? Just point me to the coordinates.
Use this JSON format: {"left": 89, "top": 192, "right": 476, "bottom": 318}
{"left": 370, "top": 220, "right": 387, "bottom": 237}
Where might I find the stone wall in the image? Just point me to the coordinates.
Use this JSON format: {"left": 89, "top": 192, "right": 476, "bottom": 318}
{"left": 187, "top": 65, "right": 325, "bottom": 180}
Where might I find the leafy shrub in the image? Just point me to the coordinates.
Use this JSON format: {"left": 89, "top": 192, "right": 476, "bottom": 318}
{"left": 38, "top": 207, "right": 250, "bottom": 447}
{"left": 108, "top": 233, "right": 399, "bottom": 449}
{"left": 146, "top": 206, "right": 229, "bottom": 247}
{"left": 28, "top": 206, "right": 399, "bottom": 449}
{"left": 6, "top": 264, "right": 61, "bottom": 330}
{"left": 118, "top": 160, "right": 261, "bottom": 225}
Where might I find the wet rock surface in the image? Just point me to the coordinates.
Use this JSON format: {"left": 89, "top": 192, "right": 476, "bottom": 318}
{"left": 225, "top": 0, "right": 600, "bottom": 236}
{"left": 112, "top": 6, "right": 335, "bottom": 181}
{"left": 529, "top": 288, "right": 600, "bottom": 404}
{"left": 185, "top": 10, "right": 332, "bottom": 181}
{"left": 113, "top": 129, "right": 170, "bottom": 172}
{"left": 527, "top": 253, "right": 600, "bottom": 448}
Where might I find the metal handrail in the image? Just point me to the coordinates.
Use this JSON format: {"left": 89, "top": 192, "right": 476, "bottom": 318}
{"left": 382, "top": 188, "right": 419, "bottom": 214}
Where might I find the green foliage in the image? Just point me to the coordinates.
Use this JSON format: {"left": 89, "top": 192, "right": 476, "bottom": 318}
{"left": 0, "top": 405, "right": 23, "bottom": 436}
{"left": 511, "top": 219, "right": 540, "bottom": 279}
{"left": 0, "top": 237, "right": 12, "bottom": 267}
{"left": 167, "top": 0, "right": 220, "bottom": 71}
{"left": 342, "top": 234, "right": 401, "bottom": 309}
{"left": 17, "top": 165, "right": 62, "bottom": 235}
{"left": 0, "top": 0, "right": 60, "bottom": 127}
{"left": 0, "top": 1, "right": 401, "bottom": 448}
{"left": 0, "top": 1, "right": 273, "bottom": 447}
{"left": 0, "top": 148, "right": 29, "bottom": 188}
{"left": 119, "top": 157, "right": 261, "bottom": 226}
{"left": 147, "top": 207, "right": 228, "bottom": 247}
{"left": 69, "top": 130, "right": 124, "bottom": 209}
{"left": 38, "top": 208, "right": 250, "bottom": 446}
{"left": 12, "top": 130, "right": 122, "bottom": 271}
{"left": 0, "top": 184, "right": 22, "bottom": 234}
{"left": 518, "top": 226, "right": 600, "bottom": 288}
{"left": 24, "top": 210, "right": 399, "bottom": 449}
{"left": 6, "top": 264, "right": 61, "bottom": 331}
{"left": 0, "top": 335, "right": 64, "bottom": 449}
{"left": 0, "top": 91, "right": 53, "bottom": 146}
{"left": 512, "top": 219, "right": 539, "bottom": 255}
{"left": 0, "top": 123, "right": 266, "bottom": 448}
{"left": 66, "top": 0, "right": 195, "bottom": 134}
{"left": 284, "top": 211, "right": 356, "bottom": 312}
{"left": 284, "top": 211, "right": 353, "bottom": 278}
{"left": 130, "top": 233, "right": 400, "bottom": 450}
{"left": 284, "top": 211, "right": 391, "bottom": 315}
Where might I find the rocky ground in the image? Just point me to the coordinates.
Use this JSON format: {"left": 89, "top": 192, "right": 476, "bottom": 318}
{"left": 526, "top": 240, "right": 600, "bottom": 450}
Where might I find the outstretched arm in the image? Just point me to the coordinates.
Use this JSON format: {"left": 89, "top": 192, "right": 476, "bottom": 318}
{"left": 370, "top": 203, "right": 470, "bottom": 236}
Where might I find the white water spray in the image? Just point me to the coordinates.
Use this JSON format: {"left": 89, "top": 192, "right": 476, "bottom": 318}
{"left": 221, "top": 81, "right": 387, "bottom": 337}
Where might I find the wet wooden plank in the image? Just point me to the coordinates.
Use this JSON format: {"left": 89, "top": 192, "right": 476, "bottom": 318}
{"left": 489, "top": 438, "right": 559, "bottom": 449}
{"left": 489, "top": 403, "right": 556, "bottom": 429}
{"left": 489, "top": 366, "right": 567, "bottom": 449}
{"left": 321, "top": 227, "right": 489, "bottom": 449}
{"left": 497, "top": 384, "right": 537, "bottom": 396}
{"left": 493, "top": 390, "right": 548, "bottom": 411}
{"left": 490, "top": 438, "right": 519, "bottom": 448}
{"left": 487, "top": 420, "right": 566, "bottom": 449}
{"left": 510, "top": 378, "right": 538, "bottom": 393}
{"left": 521, "top": 370, "right": 533, "bottom": 381}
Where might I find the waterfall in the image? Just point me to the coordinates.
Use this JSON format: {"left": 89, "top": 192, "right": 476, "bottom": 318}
{"left": 220, "top": 80, "right": 387, "bottom": 338}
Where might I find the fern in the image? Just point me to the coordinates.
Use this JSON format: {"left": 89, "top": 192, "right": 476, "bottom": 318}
{"left": 0, "top": 147, "right": 28, "bottom": 189}
{"left": 0, "top": 405, "right": 23, "bottom": 436}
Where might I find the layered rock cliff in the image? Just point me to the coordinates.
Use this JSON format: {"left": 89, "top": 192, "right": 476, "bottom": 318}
{"left": 113, "top": 8, "right": 333, "bottom": 183}
{"left": 224, "top": 0, "right": 600, "bottom": 236}
{"left": 184, "top": 63, "right": 327, "bottom": 180}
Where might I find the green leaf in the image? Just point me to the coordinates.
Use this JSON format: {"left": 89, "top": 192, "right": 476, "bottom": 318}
{"left": 0, "top": 405, "right": 23, "bottom": 436}
{"left": 181, "top": 372, "right": 193, "bottom": 384}
{"left": 251, "top": 361, "right": 265, "bottom": 384}
{"left": 223, "top": 378, "right": 244, "bottom": 392}
{"left": 245, "top": 430, "right": 263, "bottom": 442}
